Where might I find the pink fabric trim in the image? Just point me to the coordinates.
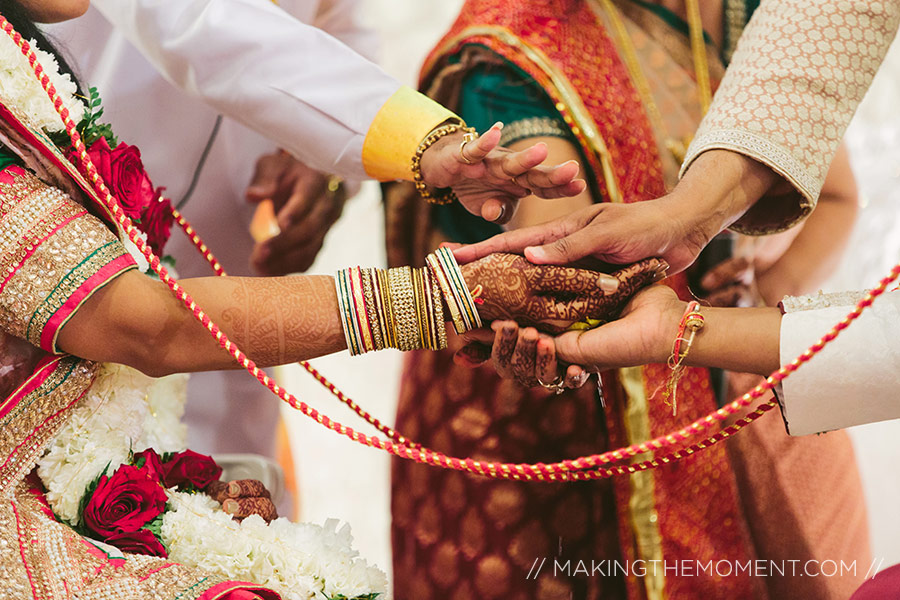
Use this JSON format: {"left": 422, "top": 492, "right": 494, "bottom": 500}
{"left": 11, "top": 498, "right": 40, "bottom": 598}
{"left": 40, "top": 254, "right": 136, "bottom": 352}
{"left": 0, "top": 354, "right": 58, "bottom": 420}
{"left": 0, "top": 209, "right": 87, "bottom": 293}
{"left": 198, "top": 580, "right": 282, "bottom": 600}
{"left": 0, "top": 164, "right": 24, "bottom": 183}
{"left": 0, "top": 365, "right": 92, "bottom": 475}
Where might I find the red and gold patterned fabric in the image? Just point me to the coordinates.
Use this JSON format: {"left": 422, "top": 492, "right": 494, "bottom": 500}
{"left": 387, "top": 1, "right": 868, "bottom": 599}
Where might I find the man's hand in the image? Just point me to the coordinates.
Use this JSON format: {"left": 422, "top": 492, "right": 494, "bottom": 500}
{"left": 247, "top": 151, "right": 346, "bottom": 275}
{"left": 454, "top": 199, "right": 708, "bottom": 274}
{"left": 419, "top": 123, "right": 586, "bottom": 225}
{"left": 454, "top": 150, "right": 780, "bottom": 273}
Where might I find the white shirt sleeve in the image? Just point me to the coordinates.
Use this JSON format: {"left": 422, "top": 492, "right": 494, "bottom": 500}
{"left": 308, "top": 0, "right": 379, "bottom": 60}
{"left": 91, "top": 0, "right": 401, "bottom": 180}
{"left": 779, "top": 290, "right": 900, "bottom": 435}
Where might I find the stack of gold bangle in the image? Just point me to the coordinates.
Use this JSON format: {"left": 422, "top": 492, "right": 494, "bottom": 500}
{"left": 336, "top": 264, "right": 451, "bottom": 355}
{"left": 426, "top": 247, "right": 482, "bottom": 334}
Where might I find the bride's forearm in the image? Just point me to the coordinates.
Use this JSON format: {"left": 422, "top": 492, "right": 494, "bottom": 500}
{"left": 57, "top": 271, "right": 347, "bottom": 377}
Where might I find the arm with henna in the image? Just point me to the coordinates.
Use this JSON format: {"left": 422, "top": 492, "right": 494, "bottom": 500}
{"left": 56, "top": 254, "right": 649, "bottom": 379}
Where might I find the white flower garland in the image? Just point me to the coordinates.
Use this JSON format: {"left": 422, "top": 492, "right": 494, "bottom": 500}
{"left": 0, "top": 29, "right": 84, "bottom": 132}
{"left": 37, "top": 364, "right": 188, "bottom": 524}
{"left": 162, "top": 492, "right": 388, "bottom": 600}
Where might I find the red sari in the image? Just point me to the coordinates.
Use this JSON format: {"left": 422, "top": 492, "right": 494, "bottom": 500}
{"left": 386, "top": 1, "right": 869, "bottom": 599}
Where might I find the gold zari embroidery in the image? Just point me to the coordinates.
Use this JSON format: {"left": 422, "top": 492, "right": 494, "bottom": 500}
{"left": 0, "top": 170, "right": 134, "bottom": 349}
{"left": 1, "top": 479, "right": 230, "bottom": 600}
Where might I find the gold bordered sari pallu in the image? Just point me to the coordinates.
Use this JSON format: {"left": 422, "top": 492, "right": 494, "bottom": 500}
{"left": 385, "top": 2, "right": 761, "bottom": 599}
{"left": 0, "top": 102, "right": 276, "bottom": 599}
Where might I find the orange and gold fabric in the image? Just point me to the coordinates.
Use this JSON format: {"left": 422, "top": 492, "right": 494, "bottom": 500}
{"left": 389, "top": 2, "right": 760, "bottom": 599}
{"left": 682, "top": 0, "right": 900, "bottom": 234}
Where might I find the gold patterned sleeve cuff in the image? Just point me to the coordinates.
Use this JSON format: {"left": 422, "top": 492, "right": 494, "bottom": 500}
{"left": 362, "top": 86, "right": 461, "bottom": 182}
{"left": 680, "top": 132, "right": 815, "bottom": 235}
{"left": 0, "top": 167, "right": 137, "bottom": 353}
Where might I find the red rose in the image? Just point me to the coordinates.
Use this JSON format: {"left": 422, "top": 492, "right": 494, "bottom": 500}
{"left": 83, "top": 137, "right": 156, "bottom": 220}
{"left": 133, "top": 449, "right": 164, "bottom": 483}
{"left": 162, "top": 450, "right": 222, "bottom": 490}
{"left": 140, "top": 192, "right": 174, "bottom": 255}
{"left": 82, "top": 464, "right": 167, "bottom": 538}
{"left": 105, "top": 528, "right": 168, "bottom": 558}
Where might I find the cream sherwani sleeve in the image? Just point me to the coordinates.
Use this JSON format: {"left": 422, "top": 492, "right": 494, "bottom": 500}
{"left": 91, "top": 0, "right": 457, "bottom": 182}
{"left": 682, "top": 0, "right": 900, "bottom": 234}
{"left": 777, "top": 291, "right": 900, "bottom": 436}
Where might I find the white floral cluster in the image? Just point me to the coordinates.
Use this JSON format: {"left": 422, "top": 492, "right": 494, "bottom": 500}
{"left": 36, "top": 364, "right": 188, "bottom": 525}
{"left": 0, "top": 30, "right": 84, "bottom": 132}
{"left": 162, "top": 491, "right": 388, "bottom": 600}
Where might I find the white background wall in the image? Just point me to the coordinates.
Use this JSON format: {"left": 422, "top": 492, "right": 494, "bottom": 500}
{"left": 279, "top": 0, "right": 900, "bottom": 583}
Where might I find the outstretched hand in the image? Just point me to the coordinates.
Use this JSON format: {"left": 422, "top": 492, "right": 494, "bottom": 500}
{"left": 453, "top": 199, "right": 709, "bottom": 274}
{"left": 453, "top": 149, "right": 781, "bottom": 272}
{"left": 458, "top": 253, "right": 668, "bottom": 333}
{"left": 418, "top": 123, "right": 586, "bottom": 224}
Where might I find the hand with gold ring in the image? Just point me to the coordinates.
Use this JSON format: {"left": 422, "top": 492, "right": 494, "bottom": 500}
{"left": 458, "top": 131, "right": 478, "bottom": 164}
{"left": 419, "top": 122, "right": 586, "bottom": 225}
{"left": 455, "top": 321, "right": 590, "bottom": 391}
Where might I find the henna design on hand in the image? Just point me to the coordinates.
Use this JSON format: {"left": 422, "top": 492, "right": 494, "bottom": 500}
{"left": 459, "top": 254, "right": 667, "bottom": 333}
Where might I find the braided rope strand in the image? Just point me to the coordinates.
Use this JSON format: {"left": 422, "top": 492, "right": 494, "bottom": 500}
{"left": 9, "top": 15, "right": 898, "bottom": 481}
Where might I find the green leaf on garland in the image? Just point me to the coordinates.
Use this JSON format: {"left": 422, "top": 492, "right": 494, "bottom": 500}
{"left": 71, "top": 461, "right": 112, "bottom": 537}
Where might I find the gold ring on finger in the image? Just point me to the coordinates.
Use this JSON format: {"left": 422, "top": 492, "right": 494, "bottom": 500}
{"left": 537, "top": 374, "right": 566, "bottom": 395}
{"left": 459, "top": 132, "right": 478, "bottom": 164}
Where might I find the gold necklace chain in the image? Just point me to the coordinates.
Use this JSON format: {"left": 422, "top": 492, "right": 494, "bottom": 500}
{"left": 685, "top": 0, "right": 712, "bottom": 113}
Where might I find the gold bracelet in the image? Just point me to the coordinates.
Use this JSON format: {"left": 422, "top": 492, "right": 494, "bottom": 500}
{"left": 426, "top": 267, "right": 448, "bottom": 350}
{"left": 388, "top": 266, "right": 420, "bottom": 351}
{"left": 377, "top": 268, "right": 397, "bottom": 349}
{"left": 361, "top": 268, "right": 384, "bottom": 351}
{"left": 427, "top": 253, "right": 465, "bottom": 333}
{"left": 410, "top": 123, "right": 476, "bottom": 205}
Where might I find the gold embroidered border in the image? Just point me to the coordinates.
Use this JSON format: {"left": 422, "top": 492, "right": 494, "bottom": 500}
{"left": 426, "top": 25, "right": 622, "bottom": 202}
{"left": 619, "top": 366, "right": 666, "bottom": 600}
{"left": 499, "top": 116, "right": 570, "bottom": 147}
{"left": 0, "top": 171, "right": 77, "bottom": 281}
{"left": 26, "top": 241, "right": 130, "bottom": 347}
{"left": 0, "top": 170, "right": 132, "bottom": 347}
{"left": 0, "top": 356, "right": 97, "bottom": 494}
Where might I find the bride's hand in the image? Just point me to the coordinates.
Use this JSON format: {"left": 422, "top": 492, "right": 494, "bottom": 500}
{"left": 208, "top": 479, "right": 278, "bottom": 523}
{"left": 460, "top": 285, "right": 684, "bottom": 387}
{"left": 458, "top": 253, "right": 669, "bottom": 334}
{"left": 457, "top": 321, "right": 590, "bottom": 390}
{"left": 418, "top": 123, "right": 586, "bottom": 224}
